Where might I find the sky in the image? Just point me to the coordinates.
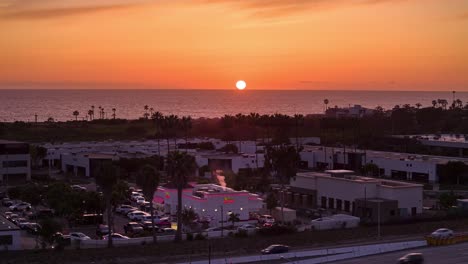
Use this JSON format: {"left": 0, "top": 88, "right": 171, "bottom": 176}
{"left": 0, "top": 0, "right": 467, "bottom": 90}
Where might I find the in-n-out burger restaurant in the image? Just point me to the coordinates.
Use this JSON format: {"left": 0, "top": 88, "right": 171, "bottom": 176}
{"left": 153, "top": 184, "right": 263, "bottom": 225}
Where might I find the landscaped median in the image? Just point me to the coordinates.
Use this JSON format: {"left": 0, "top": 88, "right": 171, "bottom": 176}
{"left": 182, "top": 240, "right": 428, "bottom": 264}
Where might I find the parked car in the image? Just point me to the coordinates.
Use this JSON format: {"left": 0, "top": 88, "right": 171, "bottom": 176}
{"left": 115, "top": 205, "right": 137, "bottom": 214}
{"left": 24, "top": 223, "right": 42, "bottom": 234}
{"left": 124, "top": 222, "right": 144, "bottom": 234}
{"left": 96, "top": 224, "right": 110, "bottom": 236}
{"left": 430, "top": 228, "right": 454, "bottom": 239}
{"left": 398, "top": 253, "right": 424, "bottom": 264}
{"left": 237, "top": 224, "right": 257, "bottom": 232}
{"left": 136, "top": 197, "right": 146, "bottom": 205}
{"left": 3, "top": 211, "right": 13, "bottom": 219}
{"left": 15, "top": 218, "right": 30, "bottom": 229}
{"left": 140, "top": 215, "right": 161, "bottom": 222}
{"left": 2, "top": 198, "right": 14, "bottom": 207}
{"left": 259, "top": 215, "right": 275, "bottom": 224}
{"left": 54, "top": 232, "right": 71, "bottom": 245}
{"left": 74, "top": 213, "right": 103, "bottom": 225}
{"left": 130, "top": 192, "right": 143, "bottom": 201}
{"left": 161, "top": 228, "right": 176, "bottom": 234}
{"left": 103, "top": 233, "right": 130, "bottom": 240}
{"left": 9, "top": 202, "right": 31, "bottom": 211}
{"left": 261, "top": 244, "right": 290, "bottom": 255}
{"left": 69, "top": 232, "right": 91, "bottom": 241}
{"left": 7, "top": 213, "right": 19, "bottom": 221}
{"left": 139, "top": 221, "right": 160, "bottom": 231}
{"left": 127, "top": 211, "right": 150, "bottom": 221}
{"left": 71, "top": 185, "right": 87, "bottom": 191}
{"left": 204, "top": 227, "right": 223, "bottom": 232}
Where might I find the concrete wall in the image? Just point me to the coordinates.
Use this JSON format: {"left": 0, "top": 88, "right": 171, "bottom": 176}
{"left": 0, "top": 230, "right": 22, "bottom": 251}
{"left": 0, "top": 154, "right": 31, "bottom": 182}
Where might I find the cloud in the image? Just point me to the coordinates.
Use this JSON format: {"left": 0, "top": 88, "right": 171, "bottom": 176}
{"left": 0, "top": 0, "right": 409, "bottom": 20}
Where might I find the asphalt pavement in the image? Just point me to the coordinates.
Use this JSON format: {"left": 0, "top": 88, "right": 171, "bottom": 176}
{"left": 333, "top": 243, "right": 468, "bottom": 264}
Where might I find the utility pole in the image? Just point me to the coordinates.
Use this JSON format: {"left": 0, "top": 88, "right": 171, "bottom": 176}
{"left": 220, "top": 205, "right": 224, "bottom": 238}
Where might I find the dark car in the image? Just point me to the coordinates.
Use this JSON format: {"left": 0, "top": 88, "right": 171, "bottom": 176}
{"left": 24, "top": 223, "right": 42, "bottom": 234}
{"left": 398, "top": 253, "right": 424, "bottom": 264}
{"left": 261, "top": 244, "right": 290, "bottom": 255}
{"left": 96, "top": 224, "right": 110, "bottom": 237}
{"left": 124, "top": 222, "right": 144, "bottom": 234}
{"left": 2, "top": 198, "right": 15, "bottom": 207}
{"left": 140, "top": 221, "right": 160, "bottom": 231}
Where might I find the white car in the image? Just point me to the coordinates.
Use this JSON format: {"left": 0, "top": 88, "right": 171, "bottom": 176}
{"left": 15, "top": 218, "right": 30, "bottom": 229}
{"left": 9, "top": 202, "right": 31, "bottom": 211}
{"left": 136, "top": 197, "right": 146, "bottom": 205}
{"left": 130, "top": 192, "right": 143, "bottom": 201}
{"left": 127, "top": 211, "right": 150, "bottom": 221}
{"left": 71, "top": 185, "right": 87, "bottom": 191}
{"left": 430, "top": 228, "right": 454, "bottom": 239}
{"left": 237, "top": 224, "right": 257, "bottom": 233}
{"left": 115, "top": 205, "right": 137, "bottom": 214}
{"left": 69, "top": 232, "right": 91, "bottom": 241}
{"left": 103, "top": 233, "right": 130, "bottom": 240}
{"left": 140, "top": 215, "right": 161, "bottom": 222}
{"left": 259, "top": 215, "right": 275, "bottom": 224}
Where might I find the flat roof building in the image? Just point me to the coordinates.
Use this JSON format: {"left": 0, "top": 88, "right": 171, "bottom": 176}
{"left": 0, "top": 140, "right": 31, "bottom": 184}
{"left": 0, "top": 215, "right": 21, "bottom": 251}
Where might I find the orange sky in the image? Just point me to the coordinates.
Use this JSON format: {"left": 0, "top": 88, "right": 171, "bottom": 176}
{"left": 0, "top": 0, "right": 467, "bottom": 90}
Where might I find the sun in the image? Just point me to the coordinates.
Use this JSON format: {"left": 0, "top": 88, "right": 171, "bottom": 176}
{"left": 236, "top": 80, "right": 246, "bottom": 90}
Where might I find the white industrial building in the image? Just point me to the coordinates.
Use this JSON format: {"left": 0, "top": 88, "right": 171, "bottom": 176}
{"left": 195, "top": 152, "right": 265, "bottom": 174}
{"left": 0, "top": 140, "right": 31, "bottom": 184}
{"left": 300, "top": 146, "right": 468, "bottom": 183}
{"left": 288, "top": 170, "right": 423, "bottom": 223}
{"left": 153, "top": 184, "right": 263, "bottom": 225}
{"left": 396, "top": 134, "right": 468, "bottom": 157}
{"left": 0, "top": 216, "right": 21, "bottom": 251}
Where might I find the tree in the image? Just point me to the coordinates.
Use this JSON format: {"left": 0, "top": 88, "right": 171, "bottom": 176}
{"left": 112, "top": 108, "right": 116, "bottom": 119}
{"left": 227, "top": 212, "right": 240, "bottom": 228}
{"left": 181, "top": 208, "right": 198, "bottom": 232}
{"left": 181, "top": 116, "right": 192, "bottom": 150}
{"left": 219, "top": 143, "right": 238, "bottom": 154}
{"left": 30, "top": 145, "right": 47, "bottom": 168}
{"left": 152, "top": 111, "right": 164, "bottom": 156}
{"left": 73, "top": 110, "right": 79, "bottom": 121}
{"left": 439, "top": 191, "right": 458, "bottom": 209}
{"left": 265, "top": 145, "right": 300, "bottom": 222}
{"left": 324, "top": 99, "right": 329, "bottom": 111}
{"left": 38, "top": 218, "right": 62, "bottom": 249}
{"left": 144, "top": 105, "right": 149, "bottom": 119}
{"left": 361, "top": 163, "right": 380, "bottom": 177}
{"left": 166, "top": 151, "right": 197, "bottom": 242}
{"left": 265, "top": 193, "right": 278, "bottom": 214}
{"left": 137, "top": 165, "right": 160, "bottom": 243}
{"left": 415, "top": 103, "right": 422, "bottom": 109}
{"left": 95, "top": 161, "right": 119, "bottom": 248}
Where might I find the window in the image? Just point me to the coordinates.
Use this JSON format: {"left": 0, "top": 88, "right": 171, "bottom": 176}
{"left": 321, "top": 196, "right": 327, "bottom": 208}
{"left": 328, "top": 198, "right": 335, "bottom": 209}
{"left": 344, "top": 201, "right": 350, "bottom": 212}
{"left": 411, "top": 207, "right": 417, "bottom": 216}
{"left": 336, "top": 199, "right": 342, "bottom": 211}
{"left": 390, "top": 210, "right": 395, "bottom": 216}
{"left": 2, "top": 160, "right": 28, "bottom": 168}
{"left": 0, "top": 235, "right": 13, "bottom": 245}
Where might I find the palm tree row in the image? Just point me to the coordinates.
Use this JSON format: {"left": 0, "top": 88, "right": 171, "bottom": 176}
{"left": 151, "top": 112, "right": 193, "bottom": 154}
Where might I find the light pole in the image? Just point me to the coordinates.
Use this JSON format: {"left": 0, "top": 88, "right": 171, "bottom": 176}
{"left": 377, "top": 200, "right": 381, "bottom": 240}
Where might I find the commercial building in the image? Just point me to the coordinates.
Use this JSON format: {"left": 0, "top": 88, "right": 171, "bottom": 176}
{"left": 287, "top": 170, "right": 423, "bottom": 223}
{"left": 0, "top": 140, "right": 31, "bottom": 184}
{"left": 0, "top": 215, "right": 21, "bottom": 251}
{"left": 300, "top": 146, "right": 468, "bottom": 183}
{"left": 396, "top": 134, "right": 468, "bottom": 157}
{"left": 153, "top": 184, "right": 263, "bottom": 225}
{"left": 195, "top": 152, "right": 265, "bottom": 174}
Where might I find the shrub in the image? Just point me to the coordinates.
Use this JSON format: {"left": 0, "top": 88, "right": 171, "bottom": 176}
{"left": 186, "top": 233, "right": 194, "bottom": 241}
{"left": 194, "top": 233, "right": 206, "bottom": 240}
{"left": 235, "top": 230, "right": 248, "bottom": 238}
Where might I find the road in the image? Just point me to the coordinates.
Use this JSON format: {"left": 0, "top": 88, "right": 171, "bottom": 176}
{"left": 333, "top": 243, "right": 468, "bottom": 264}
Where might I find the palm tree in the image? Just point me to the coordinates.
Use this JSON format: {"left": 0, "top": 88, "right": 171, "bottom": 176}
{"left": 227, "top": 212, "right": 240, "bottom": 228}
{"left": 324, "top": 99, "right": 329, "bottom": 112}
{"left": 112, "top": 108, "right": 116, "bottom": 119}
{"left": 248, "top": 112, "right": 260, "bottom": 168}
{"left": 138, "top": 165, "right": 160, "bottom": 244}
{"left": 432, "top": 100, "right": 437, "bottom": 108}
{"left": 98, "top": 106, "right": 102, "bottom": 119}
{"left": 95, "top": 161, "right": 119, "bottom": 248}
{"left": 181, "top": 116, "right": 192, "bottom": 151}
{"left": 166, "top": 151, "right": 197, "bottom": 242}
{"left": 87, "top": 109, "right": 94, "bottom": 121}
{"left": 152, "top": 111, "right": 164, "bottom": 156}
{"left": 149, "top": 107, "right": 154, "bottom": 117}
{"left": 91, "top": 105, "right": 95, "bottom": 120}
{"left": 144, "top": 105, "right": 149, "bottom": 119}
{"left": 294, "top": 114, "right": 304, "bottom": 150}
{"left": 73, "top": 110, "right": 79, "bottom": 121}
{"left": 415, "top": 103, "right": 422, "bottom": 109}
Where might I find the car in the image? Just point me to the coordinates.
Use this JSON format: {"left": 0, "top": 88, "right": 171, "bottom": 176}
{"left": 136, "top": 197, "right": 146, "bottom": 205}
{"left": 71, "top": 185, "right": 87, "bottom": 191}
{"left": 7, "top": 213, "right": 19, "bottom": 221}
{"left": 259, "top": 215, "right": 275, "bottom": 224}
{"left": 161, "top": 228, "right": 176, "bottom": 234}
{"left": 204, "top": 227, "right": 223, "bottom": 232}
{"left": 430, "top": 228, "right": 454, "bottom": 239}
{"left": 96, "top": 224, "right": 110, "bottom": 236}
{"left": 127, "top": 211, "right": 150, "bottom": 221}
{"left": 69, "top": 232, "right": 91, "bottom": 241}
{"left": 130, "top": 192, "right": 143, "bottom": 201}
{"left": 261, "top": 244, "right": 290, "bottom": 255}
{"left": 140, "top": 215, "right": 162, "bottom": 222}
{"left": 139, "top": 221, "right": 161, "bottom": 231}
{"left": 15, "top": 218, "right": 30, "bottom": 229}
{"left": 3, "top": 211, "right": 13, "bottom": 219}
{"left": 9, "top": 202, "right": 32, "bottom": 211}
{"left": 398, "top": 253, "right": 424, "bottom": 264}
{"left": 24, "top": 223, "right": 42, "bottom": 234}
{"left": 103, "top": 233, "right": 130, "bottom": 240}
{"left": 237, "top": 224, "right": 257, "bottom": 232}
{"left": 115, "top": 205, "right": 137, "bottom": 214}
{"left": 124, "top": 222, "right": 144, "bottom": 234}
{"left": 2, "top": 198, "right": 15, "bottom": 207}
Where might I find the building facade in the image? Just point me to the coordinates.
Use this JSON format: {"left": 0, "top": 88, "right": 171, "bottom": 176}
{"left": 0, "top": 140, "right": 31, "bottom": 184}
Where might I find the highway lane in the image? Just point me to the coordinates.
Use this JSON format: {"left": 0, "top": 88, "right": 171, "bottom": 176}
{"left": 333, "top": 243, "right": 468, "bottom": 264}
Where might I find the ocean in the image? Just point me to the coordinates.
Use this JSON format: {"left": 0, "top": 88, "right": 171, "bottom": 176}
{"left": 0, "top": 89, "right": 466, "bottom": 122}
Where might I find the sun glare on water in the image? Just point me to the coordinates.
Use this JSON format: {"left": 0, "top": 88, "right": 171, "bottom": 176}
{"left": 236, "top": 80, "right": 246, "bottom": 90}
